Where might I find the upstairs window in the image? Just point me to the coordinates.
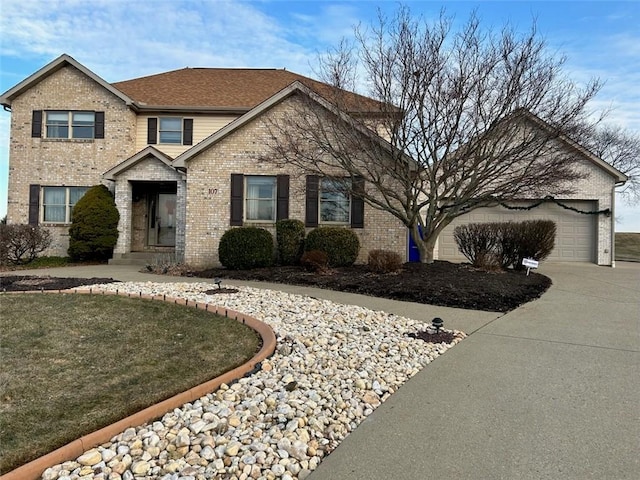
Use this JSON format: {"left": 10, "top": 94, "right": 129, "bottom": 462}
{"left": 159, "top": 117, "right": 182, "bottom": 144}
{"left": 147, "top": 117, "right": 193, "bottom": 145}
{"left": 42, "top": 186, "right": 88, "bottom": 223}
{"left": 32, "top": 110, "right": 104, "bottom": 139}
{"left": 46, "top": 111, "right": 95, "bottom": 139}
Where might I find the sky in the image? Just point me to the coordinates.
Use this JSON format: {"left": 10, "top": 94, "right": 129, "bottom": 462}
{"left": 1, "top": 0, "right": 638, "bottom": 230}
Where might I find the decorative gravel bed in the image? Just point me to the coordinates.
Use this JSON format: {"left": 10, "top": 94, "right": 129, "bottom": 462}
{"left": 39, "top": 282, "right": 466, "bottom": 480}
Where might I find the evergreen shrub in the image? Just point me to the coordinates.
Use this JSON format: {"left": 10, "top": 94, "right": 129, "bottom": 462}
{"left": 68, "top": 185, "right": 119, "bottom": 261}
{"left": 218, "top": 227, "right": 274, "bottom": 269}
{"left": 276, "top": 219, "right": 305, "bottom": 265}
{"left": 304, "top": 227, "right": 360, "bottom": 267}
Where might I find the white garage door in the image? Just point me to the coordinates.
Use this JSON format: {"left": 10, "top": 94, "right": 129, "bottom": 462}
{"left": 438, "top": 200, "right": 597, "bottom": 263}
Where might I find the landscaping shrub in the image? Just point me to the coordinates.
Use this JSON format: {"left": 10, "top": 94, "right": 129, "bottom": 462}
{"left": 455, "top": 220, "right": 556, "bottom": 270}
{"left": 304, "top": 227, "right": 360, "bottom": 267}
{"left": 510, "top": 220, "right": 556, "bottom": 269}
{"left": 218, "top": 227, "right": 274, "bottom": 269}
{"left": 300, "top": 249, "right": 329, "bottom": 272}
{"left": 68, "top": 185, "right": 119, "bottom": 261}
{"left": 368, "top": 249, "right": 403, "bottom": 273}
{"left": 453, "top": 222, "right": 502, "bottom": 268}
{"left": 276, "top": 219, "right": 305, "bottom": 265}
{"left": 0, "top": 224, "right": 52, "bottom": 265}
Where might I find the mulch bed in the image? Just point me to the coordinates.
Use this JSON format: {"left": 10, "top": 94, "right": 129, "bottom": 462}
{"left": 195, "top": 261, "right": 551, "bottom": 312}
{"left": 0, "top": 261, "right": 551, "bottom": 312}
{"left": 0, "top": 276, "right": 119, "bottom": 292}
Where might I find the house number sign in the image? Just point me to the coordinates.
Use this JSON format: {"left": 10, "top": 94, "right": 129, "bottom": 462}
{"left": 208, "top": 188, "right": 219, "bottom": 195}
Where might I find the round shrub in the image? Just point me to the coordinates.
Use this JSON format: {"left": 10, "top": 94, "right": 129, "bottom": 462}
{"left": 276, "top": 219, "right": 305, "bottom": 265}
{"left": 68, "top": 185, "right": 119, "bottom": 261}
{"left": 304, "top": 227, "right": 360, "bottom": 267}
{"left": 218, "top": 227, "right": 274, "bottom": 270}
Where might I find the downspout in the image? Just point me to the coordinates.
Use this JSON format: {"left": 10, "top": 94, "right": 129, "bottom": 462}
{"left": 611, "top": 184, "right": 616, "bottom": 268}
{"left": 611, "top": 180, "right": 627, "bottom": 268}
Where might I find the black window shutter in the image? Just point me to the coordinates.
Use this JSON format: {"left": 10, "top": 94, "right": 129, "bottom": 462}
{"left": 28, "top": 184, "right": 40, "bottom": 225}
{"left": 183, "top": 119, "right": 193, "bottom": 145}
{"left": 94, "top": 111, "right": 105, "bottom": 139}
{"left": 147, "top": 118, "right": 158, "bottom": 144}
{"left": 32, "top": 111, "right": 43, "bottom": 138}
{"left": 305, "top": 175, "right": 319, "bottom": 227}
{"left": 276, "top": 175, "right": 289, "bottom": 221}
{"left": 230, "top": 174, "right": 244, "bottom": 226}
{"left": 351, "top": 176, "right": 365, "bottom": 228}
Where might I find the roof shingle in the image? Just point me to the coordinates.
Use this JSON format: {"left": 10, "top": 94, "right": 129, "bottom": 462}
{"left": 112, "top": 68, "right": 384, "bottom": 113}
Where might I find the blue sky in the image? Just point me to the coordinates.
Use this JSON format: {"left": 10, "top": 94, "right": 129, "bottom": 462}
{"left": 1, "top": 0, "right": 638, "bottom": 230}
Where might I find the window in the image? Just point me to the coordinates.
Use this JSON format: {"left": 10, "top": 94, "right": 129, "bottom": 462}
{"left": 159, "top": 117, "right": 182, "bottom": 144}
{"left": 305, "top": 175, "right": 364, "bottom": 228}
{"left": 42, "top": 186, "right": 88, "bottom": 223}
{"left": 320, "top": 178, "right": 351, "bottom": 223}
{"left": 245, "top": 176, "right": 277, "bottom": 221}
{"left": 147, "top": 118, "right": 193, "bottom": 145}
{"left": 45, "top": 111, "right": 95, "bottom": 139}
{"left": 230, "top": 174, "right": 289, "bottom": 226}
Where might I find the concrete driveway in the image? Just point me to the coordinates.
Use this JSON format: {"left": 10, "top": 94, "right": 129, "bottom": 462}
{"left": 307, "top": 262, "right": 639, "bottom": 480}
{"left": 3, "top": 262, "right": 638, "bottom": 478}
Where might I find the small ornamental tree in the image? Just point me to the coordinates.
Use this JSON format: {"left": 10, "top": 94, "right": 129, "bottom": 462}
{"left": 68, "top": 185, "right": 119, "bottom": 261}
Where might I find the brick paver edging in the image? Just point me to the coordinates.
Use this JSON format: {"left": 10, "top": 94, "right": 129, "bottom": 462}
{"left": 1, "top": 288, "right": 277, "bottom": 480}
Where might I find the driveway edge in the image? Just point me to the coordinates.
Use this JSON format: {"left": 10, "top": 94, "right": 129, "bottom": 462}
{"left": 1, "top": 288, "right": 277, "bottom": 480}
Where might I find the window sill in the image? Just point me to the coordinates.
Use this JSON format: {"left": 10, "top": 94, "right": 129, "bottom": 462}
{"left": 41, "top": 138, "right": 95, "bottom": 143}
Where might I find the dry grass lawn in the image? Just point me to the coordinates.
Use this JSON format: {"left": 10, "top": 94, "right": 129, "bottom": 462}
{"left": 0, "top": 293, "right": 261, "bottom": 474}
{"left": 615, "top": 232, "right": 640, "bottom": 261}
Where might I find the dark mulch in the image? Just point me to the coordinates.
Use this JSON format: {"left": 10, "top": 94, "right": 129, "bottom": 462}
{"left": 408, "top": 330, "right": 459, "bottom": 344}
{"left": 195, "top": 261, "right": 551, "bottom": 312}
{"left": 0, "top": 276, "right": 119, "bottom": 292}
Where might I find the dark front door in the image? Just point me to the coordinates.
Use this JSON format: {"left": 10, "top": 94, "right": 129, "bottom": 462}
{"left": 148, "top": 193, "right": 176, "bottom": 247}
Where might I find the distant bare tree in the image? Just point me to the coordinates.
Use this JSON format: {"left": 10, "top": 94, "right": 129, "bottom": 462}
{"left": 575, "top": 124, "right": 639, "bottom": 203}
{"left": 263, "top": 7, "right": 602, "bottom": 262}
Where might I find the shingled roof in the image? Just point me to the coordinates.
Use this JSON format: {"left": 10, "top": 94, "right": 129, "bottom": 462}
{"left": 112, "top": 68, "right": 386, "bottom": 113}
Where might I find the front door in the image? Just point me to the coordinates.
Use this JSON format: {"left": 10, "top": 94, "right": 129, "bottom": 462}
{"left": 148, "top": 193, "right": 176, "bottom": 246}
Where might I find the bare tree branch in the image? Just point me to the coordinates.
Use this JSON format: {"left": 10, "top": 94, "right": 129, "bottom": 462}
{"left": 261, "top": 6, "right": 604, "bottom": 262}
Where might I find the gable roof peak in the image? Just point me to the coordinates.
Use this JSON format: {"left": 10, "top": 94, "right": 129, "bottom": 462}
{"left": 0, "top": 53, "right": 135, "bottom": 107}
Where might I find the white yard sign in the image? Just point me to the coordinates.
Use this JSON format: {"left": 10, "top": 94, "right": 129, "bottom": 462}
{"left": 522, "top": 257, "right": 539, "bottom": 275}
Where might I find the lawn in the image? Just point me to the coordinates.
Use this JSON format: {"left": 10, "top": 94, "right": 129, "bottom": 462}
{"left": 615, "top": 232, "right": 640, "bottom": 262}
{"left": 0, "top": 293, "right": 262, "bottom": 474}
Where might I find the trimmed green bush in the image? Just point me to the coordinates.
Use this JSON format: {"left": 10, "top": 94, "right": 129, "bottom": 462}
{"left": 218, "top": 227, "right": 274, "bottom": 269}
{"left": 68, "top": 185, "right": 119, "bottom": 261}
{"left": 304, "top": 227, "right": 360, "bottom": 267}
{"left": 276, "top": 219, "right": 305, "bottom": 265}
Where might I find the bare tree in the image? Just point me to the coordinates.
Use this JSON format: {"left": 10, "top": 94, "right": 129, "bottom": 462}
{"left": 573, "top": 124, "right": 639, "bottom": 203}
{"left": 263, "top": 7, "right": 602, "bottom": 262}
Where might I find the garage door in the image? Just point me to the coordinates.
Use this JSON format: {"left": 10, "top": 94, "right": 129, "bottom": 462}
{"left": 438, "top": 200, "right": 597, "bottom": 263}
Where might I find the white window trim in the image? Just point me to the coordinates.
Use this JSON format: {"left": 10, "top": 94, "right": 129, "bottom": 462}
{"left": 40, "top": 186, "right": 89, "bottom": 224}
{"left": 319, "top": 178, "right": 351, "bottom": 224}
{"left": 244, "top": 175, "right": 277, "bottom": 223}
{"left": 158, "top": 117, "right": 183, "bottom": 144}
{"left": 45, "top": 111, "right": 95, "bottom": 139}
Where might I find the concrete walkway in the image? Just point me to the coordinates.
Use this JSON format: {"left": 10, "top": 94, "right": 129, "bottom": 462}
{"left": 3, "top": 262, "right": 639, "bottom": 479}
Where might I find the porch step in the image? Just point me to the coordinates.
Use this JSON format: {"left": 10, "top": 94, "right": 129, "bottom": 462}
{"left": 108, "top": 252, "right": 161, "bottom": 266}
